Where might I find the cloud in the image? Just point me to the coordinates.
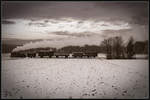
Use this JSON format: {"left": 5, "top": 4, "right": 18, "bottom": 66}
{"left": 50, "top": 31, "right": 93, "bottom": 38}
{"left": 102, "top": 29, "right": 132, "bottom": 34}
{"left": 2, "top": 20, "right": 16, "bottom": 24}
{"left": 26, "top": 18, "right": 131, "bottom": 34}
{"left": 27, "top": 19, "right": 51, "bottom": 27}
{"left": 101, "top": 29, "right": 132, "bottom": 40}
{"left": 2, "top": 2, "right": 94, "bottom": 19}
{"left": 2, "top": 1, "right": 148, "bottom": 48}
{"left": 129, "top": 15, "right": 148, "bottom": 25}
{"left": 101, "top": 24, "right": 109, "bottom": 26}
{"left": 2, "top": 17, "right": 132, "bottom": 42}
{"left": 28, "top": 22, "right": 47, "bottom": 27}
{"left": 94, "top": 2, "right": 148, "bottom": 25}
{"left": 2, "top": 1, "right": 148, "bottom": 25}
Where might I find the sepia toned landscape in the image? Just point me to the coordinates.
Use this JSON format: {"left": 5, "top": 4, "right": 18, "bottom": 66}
{"left": 1, "top": 1, "right": 149, "bottom": 99}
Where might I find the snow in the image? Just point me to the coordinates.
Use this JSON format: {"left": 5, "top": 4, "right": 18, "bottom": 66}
{"left": 133, "top": 54, "right": 148, "bottom": 59}
{"left": 1, "top": 53, "right": 149, "bottom": 99}
{"left": 97, "top": 53, "right": 106, "bottom": 58}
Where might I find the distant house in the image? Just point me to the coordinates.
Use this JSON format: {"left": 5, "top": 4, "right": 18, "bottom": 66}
{"left": 134, "top": 41, "right": 148, "bottom": 54}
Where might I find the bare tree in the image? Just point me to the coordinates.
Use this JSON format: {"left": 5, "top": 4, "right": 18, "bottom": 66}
{"left": 126, "top": 36, "right": 135, "bottom": 59}
{"left": 112, "top": 36, "right": 124, "bottom": 59}
{"left": 101, "top": 38, "right": 113, "bottom": 59}
{"left": 101, "top": 36, "right": 124, "bottom": 59}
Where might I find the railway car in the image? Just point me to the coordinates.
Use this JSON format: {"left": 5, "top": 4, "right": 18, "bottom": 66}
{"left": 83, "top": 52, "right": 98, "bottom": 58}
{"left": 54, "top": 52, "right": 70, "bottom": 58}
{"left": 38, "top": 50, "right": 54, "bottom": 58}
{"left": 27, "top": 52, "right": 36, "bottom": 58}
{"left": 72, "top": 52, "right": 84, "bottom": 58}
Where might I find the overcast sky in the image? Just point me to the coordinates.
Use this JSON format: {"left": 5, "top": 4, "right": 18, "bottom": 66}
{"left": 2, "top": 1, "right": 149, "bottom": 48}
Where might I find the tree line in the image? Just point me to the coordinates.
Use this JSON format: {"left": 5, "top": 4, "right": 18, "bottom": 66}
{"left": 100, "top": 36, "right": 132, "bottom": 59}
{"left": 100, "top": 36, "right": 148, "bottom": 59}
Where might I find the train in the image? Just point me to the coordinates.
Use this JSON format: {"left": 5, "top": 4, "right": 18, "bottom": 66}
{"left": 10, "top": 49, "right": 98, "bottom": 58}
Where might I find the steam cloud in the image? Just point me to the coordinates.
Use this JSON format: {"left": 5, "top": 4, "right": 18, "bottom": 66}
{"left": 12, "top": 40, "right": 58, "bottom": 52}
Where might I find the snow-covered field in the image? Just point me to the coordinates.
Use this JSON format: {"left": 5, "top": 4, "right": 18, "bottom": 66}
{"left": 1, "top": 53, "right": 149, "bottom": 99}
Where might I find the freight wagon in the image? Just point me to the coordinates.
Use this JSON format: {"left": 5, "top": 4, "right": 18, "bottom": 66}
{"left": 27, "top": 52, "right": 36, "bottom": 58}
{"left": 38, "top": 50, "right": 54, "bottom": 58}
{"left": 72, "top": 52, "right": 84, "bottom": 58}
{"left": 54, "top": 52, "right": 70, "bottom": 58}
{"left": 83, "top": 52, "right": 98, "bottom": 58}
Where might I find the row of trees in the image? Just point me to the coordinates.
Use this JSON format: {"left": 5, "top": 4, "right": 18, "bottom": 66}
{"left": 101, "top": 36, "right": 135, "bottom": 59}
{"left": 100, "top": 36, "right": 147, "bottom": 59}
